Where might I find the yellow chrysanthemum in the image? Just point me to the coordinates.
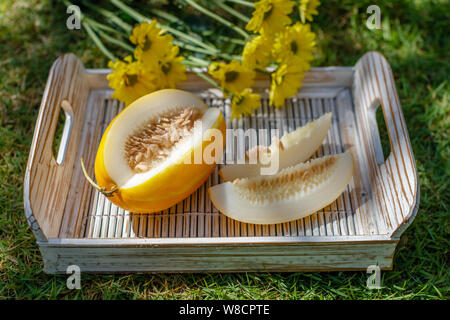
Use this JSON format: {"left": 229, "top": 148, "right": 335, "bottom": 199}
{"left": 269, "top": 57, "right": 310, "bottom": 108}
{"left": 208, "top": 60, "right": 255, "bottom": 96}
{"left": 246, "top": 0, "right": 295, "bottom": 35}
{"left": 242, "top": 35, "right": 273, "bottom": 69}
{"left": 150, "top": 46, "right": 187, "bottom": 89}
{"left": 299, "top": 0, "right": 320, "bottom": 23}
{"left": 208, "top": 61, "right": 223, "bottom": 80}
{"left": 130, "top": 21, "right": 174, "bottom": 64}
{"left": 107, "top": 56, "right": 157, "bottom": 106}
{"left": 231, "top": 89, "right": 262, "bottom": 120}
{"left": 273, "top": 23, "right": 316, "bottom": 63}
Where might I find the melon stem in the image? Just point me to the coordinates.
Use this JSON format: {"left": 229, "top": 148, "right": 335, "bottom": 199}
{"left": 80, "top": 158, "right": 118, "bottom": 197}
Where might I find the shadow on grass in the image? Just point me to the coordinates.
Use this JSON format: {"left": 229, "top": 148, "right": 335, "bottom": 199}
{"left": 0, "top": 0, "right": 448, "bottom": 299}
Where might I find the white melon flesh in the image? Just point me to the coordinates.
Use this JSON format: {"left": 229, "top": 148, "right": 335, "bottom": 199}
{"left": 102, "top": 89, "right": 221, "bottom": 189}
{"left": 219, "top": 112, "right": 332, "bottom": 181}
{"left": 209, "top": 152, "right": 353, "bottom": 224}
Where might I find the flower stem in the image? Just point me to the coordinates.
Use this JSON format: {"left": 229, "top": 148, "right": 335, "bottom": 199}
{"left": 188, "top": 56, "right": 210, "bottom": 67}
{"left": 86, "top": 19, "right": 134, "bottom": 53}
{"left": 182, "top": 59, "right": 204, "bottom": 68}
{"left": 110, "top": 0, "right": 218, "bottom": 52}
{"left": 63, "top": 0, "right": 116, "bottom": 60}
{"left": 84, "top": 17, "right": 128, "bottom": 38}
{"left": 82, "top": 21, "right": 116, "bottom": 61}
{"left": 174, "top": 41, "right": 217, "bottom": 55}
{"left": 217, "top": 35, "right": 246, "bottom": 46}
{"left": 191, "top": 70, "right": 223, "bottom": 91}
{"left": 218, "top": 53, "right": 243, "bottom": 61}
{"left": 183, "top": 0, "right": 249, "bottom": 39}
{"left": 83, "top": 1, "right": 133, "bottom": 33}
{"left": 211, "top": 0, "right": 250, "bottom": 23}
{"left": 87, "top": 1, "right": 243, "bottom": 61}
{"left": 149, "top": 8, "right": 184, "bottom": 25}
{"left": 225, "top": 0, "right": 255, "bottom": 8}
{"left": 87, "top": 4, "right": 220, "bottom": 57}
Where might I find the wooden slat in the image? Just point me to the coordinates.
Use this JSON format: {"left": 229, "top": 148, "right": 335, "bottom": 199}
{"left": 24, "top": 53, "right": 90, "bottom": 240}
{"left": 59, "top": 91, "right": 104, "bottom": 238}
{"left": 39, "top": 240, "right": 397, "bottom": 273}
{"left": 357, "top": 56, "right": 399, "bottom": 233}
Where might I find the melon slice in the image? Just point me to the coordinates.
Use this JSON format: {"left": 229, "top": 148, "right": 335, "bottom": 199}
{"left": 93, "top": 89, "right": 226, "bottom": 213}
{"left": 209, "top": 152, "right": 353, "bottom": 224}
{"left": 219, "top": 112, "right": 332, "bottom": 181}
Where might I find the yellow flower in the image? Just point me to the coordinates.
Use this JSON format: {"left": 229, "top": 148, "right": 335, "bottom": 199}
{"left": 299, "top": 0, "right": 320, "bottom": 23}
{"left": 150, "top": 46, "right": 187, "bottom": 89}
{"left": 242, "top": 35, "right": 273, "bottom": 69}
{"left": 208, "top": 61, "right": 223, "bottom": 79}
{"left": 130, "top": 21, "right": 174, "bottom": 64}
{"left": 246, "top": 0, "right": 295, "bottom": 35}
{"left": 269, "top": 57, "right": 310, "bottom": 108}
{"left": 208, "top": 60, "right": 255, "bottom": 96}
{"left": 107, "top": 56, "right": 157, "bottom": 106}
{"left": 273, "top": 23, "right": 316, "bottom": 63}
{"left": 231, "top": 89, "right": 262, "bottom": 120}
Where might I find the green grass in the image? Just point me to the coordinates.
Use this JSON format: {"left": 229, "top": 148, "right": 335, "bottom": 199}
{"left": 0, "top": 0, "right": 448, "bottom": 299}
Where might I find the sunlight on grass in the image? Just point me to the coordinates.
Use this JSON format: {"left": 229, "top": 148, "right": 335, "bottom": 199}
{"left": 0, "top": 0, "right": 448, "bottom": 300}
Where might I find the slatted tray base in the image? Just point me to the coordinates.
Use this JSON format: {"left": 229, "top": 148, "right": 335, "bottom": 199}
{"left": 76, "top": 90, "right": 365, "bottom": 239}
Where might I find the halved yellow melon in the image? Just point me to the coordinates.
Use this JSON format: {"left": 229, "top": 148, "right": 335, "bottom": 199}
{"left": 209, "top": 152, "right": 353, "bottom": 224}
{"left": 93, "top": 89, "right": 226, "bottom": 213}
{"left": 219, "top": 112, "right": 332, "bottom": 181}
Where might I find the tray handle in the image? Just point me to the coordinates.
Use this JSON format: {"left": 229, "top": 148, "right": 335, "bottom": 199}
{"left": 24, "top": 54, "right": 89, "bottom": 241}
{"left": 353, "top": 52, "right": 419, "bottom": 237}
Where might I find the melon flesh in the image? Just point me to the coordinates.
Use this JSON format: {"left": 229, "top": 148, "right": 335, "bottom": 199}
{"left": 102, "top": 89, "right": 221, "bottom": 189}
{"left": 219, "top": 112, "right": 332, "bottom": 181}
{"left": 209, "top": 152, "right": 353, "bottom": 224}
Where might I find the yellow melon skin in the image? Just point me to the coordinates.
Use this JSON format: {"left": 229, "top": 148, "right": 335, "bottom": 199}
{"left": 94, "top": 102, "right": 226, "bottom": 213}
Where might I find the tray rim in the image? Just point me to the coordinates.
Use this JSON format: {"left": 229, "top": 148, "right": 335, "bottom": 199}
{"left": 24, "top": 51, "right": 419, "bottom": 246}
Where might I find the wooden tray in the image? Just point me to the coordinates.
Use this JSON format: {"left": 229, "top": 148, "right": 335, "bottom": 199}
{"left": 24, "top": 52, "right": 419, "bottom": 273}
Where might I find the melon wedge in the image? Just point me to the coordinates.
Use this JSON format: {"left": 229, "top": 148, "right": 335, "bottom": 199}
{"left": 209, "top": 152, "right": 353, "bottom": 224}
{"left": 219, "top": 112, "right": 332, "bottom": 181}
{"left": 94, "top": 89, "right": 226, "bottom": 213}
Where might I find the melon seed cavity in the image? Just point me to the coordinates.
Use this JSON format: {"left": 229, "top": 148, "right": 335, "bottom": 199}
{"left": 234, "top": 156, "right": 337, "bottom": 203}
{"left": 124, "top": 107, "right": 203, "bottom": 173}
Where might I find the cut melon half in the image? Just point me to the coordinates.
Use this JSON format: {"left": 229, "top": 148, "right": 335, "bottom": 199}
{"left": 209, "top": 152, "right": 353, "bottom": 224}
{"left": 219, "top": 112, "right": 332, "bottom": 181}
{"left": 93, "top": 89, "right": 226, "bottom": 213}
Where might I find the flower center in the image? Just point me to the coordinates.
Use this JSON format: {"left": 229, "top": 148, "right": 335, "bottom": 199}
{"left": 161, "top": 62, "right": 172, "bottom": 74}
{"left": 142, "top": 37, "right": 152, "bottom": 51}
{"left": 290, "top": 41, "right": 298, "bottom": 54}
{"left": 225, "top": 71, "right": 239, "bottom": 82}
{"left": 124, "top": 74, "right": 138, "bottom": 86}
{"left": 263, "top": 5, "right": 273, "bottom": 20}
{"left": 235, "top": 95, "right": 245, "bottom": 105}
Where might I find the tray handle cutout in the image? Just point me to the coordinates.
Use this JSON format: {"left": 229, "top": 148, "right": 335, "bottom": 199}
{"left": 54, "top": 100, "right": 74, "bottom": 165}
{"left": 368, "top": 99, "right": 391, "bottom": 164}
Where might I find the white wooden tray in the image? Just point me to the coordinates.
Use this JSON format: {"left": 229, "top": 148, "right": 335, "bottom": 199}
{"left": 24, "top": 52, "right": 419, "bottom": 273}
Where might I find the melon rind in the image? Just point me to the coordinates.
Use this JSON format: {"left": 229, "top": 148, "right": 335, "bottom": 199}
{"left": 219, "top": 112, "right": 332, "bottom": 181}
{"left": 94, "top": 89, "right": 226, "bottom": 213}
{"left": 209, "top": 152, "right": 353, "bottom": 224}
